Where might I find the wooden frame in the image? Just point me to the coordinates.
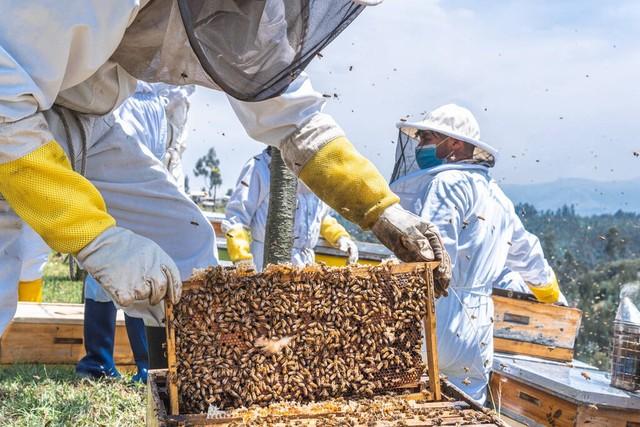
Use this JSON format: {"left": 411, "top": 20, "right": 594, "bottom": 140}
{"left": 492, "top": 294, "right": 582, "bottom": 362}
{"left": 148, "top": 370, "right": 507, "bottom": 427}
{"left": 164, "top": 262, "right": 441, "bottom": 416}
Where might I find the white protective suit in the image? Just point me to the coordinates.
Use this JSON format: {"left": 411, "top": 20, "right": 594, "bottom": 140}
{"left": 151, "top": 83, "right": 196, "bottom": 192}
{"left": 18, "top": 224, "right": 50, "bottom": 284}
{"left": 224, "top": 149, "right": 337, "bottom": 271}
{"left": 393, "top": 164, "right": 554, "bottom": 403}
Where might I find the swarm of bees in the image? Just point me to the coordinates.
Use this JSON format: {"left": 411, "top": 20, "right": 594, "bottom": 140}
{"left": 219, "top": 394, "right": 497, "bottom": 427}
{"left": 172, "top": 263, "right": 429, "bottom": 413}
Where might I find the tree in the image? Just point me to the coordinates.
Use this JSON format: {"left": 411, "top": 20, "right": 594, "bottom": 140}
{"left": 263, "top": 148, "right": 297, "bottom": 267}
{"left": 193, "top": 148, "right": 222, "bottom": 201}
{"left": 184, "top": 175, "right": 190, "bottom": 194}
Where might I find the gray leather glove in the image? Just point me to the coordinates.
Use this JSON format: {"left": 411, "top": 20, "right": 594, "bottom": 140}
{"left": 76, "top": 226, "right": 181, "bottom": 307}
{"left": 372, "top": 204, "right": 452, "bottom": 297}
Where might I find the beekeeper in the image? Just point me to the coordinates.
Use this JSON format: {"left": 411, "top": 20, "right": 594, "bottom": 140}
{"left": 390, "top": 104, "right": 562, "bottom": 404}
{"left": 224, "top": 148, "right": 359, "bottom": 271}
{"left": 0, "top": 1, "right": 450, "bottom": 338}
{"left": 76, "top": 81, "right": 186, "bottom": 383}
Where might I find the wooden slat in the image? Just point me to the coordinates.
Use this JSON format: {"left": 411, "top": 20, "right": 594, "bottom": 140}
{"left": 182, "top": 262, "right": 440, "bottom": 291}
{"left": 576, "top": 405, "right": 640, "bottom": 426}
{"left": 493, "top": 295, "right": 582, "bottom": 350}
{"left": 164, "top": 299, "right": 179, "bottom": 416}
{"left": 493, "top": 337, "right": 574, "bottom": 362}
{"left": 423, "top": 269, "right": 441, "bottom": 401}
{"left": 0, "top": 321, "right": 134, "bottom": 365}
{"left": 490, "top": 372, "right": 578, "bottom": 427}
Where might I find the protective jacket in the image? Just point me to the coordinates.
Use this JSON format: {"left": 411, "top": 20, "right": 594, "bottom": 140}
{"left": 391, "top": 163, "right": 555, "bottom": 404}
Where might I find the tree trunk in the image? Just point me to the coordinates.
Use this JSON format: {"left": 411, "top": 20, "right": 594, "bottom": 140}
{"left": 263, "top": 147, "right": 297, "bottom": 267}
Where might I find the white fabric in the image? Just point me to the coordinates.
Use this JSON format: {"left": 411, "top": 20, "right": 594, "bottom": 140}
{"left": 493, "top": 267, "right": 530, "bottom": 294}
{"left": 223, "top": 150, "right": 335, "bottom": 271}
{"left": 151, "top": 83, "right": 195, "bottom": 191}
{"left": 397, "top": 104, "right": 498, "bottom": 159}
{"left": 0, "top": 2, "right": 141, "bottom": 123}
{"left": 391, "top": 163, "right": 553, "bottom": 404}
{"left": 228, "top": 73, "right": 344, "bottom": 174}
{"left": 494, "top": 267, "right": 568, "bottom": 306}
{"left": 337, "top": 236, "right": 359, "bottom": 264}
{"left": 18, "top": 224, "right": 50, "bottom": 282}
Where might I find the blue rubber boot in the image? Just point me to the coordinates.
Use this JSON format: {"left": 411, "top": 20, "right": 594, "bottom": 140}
{"left": 125, "top": 314, "right": 149, "bottom": 383}
{"left": 76, "top": 298, "right": 121, "bottom": 379}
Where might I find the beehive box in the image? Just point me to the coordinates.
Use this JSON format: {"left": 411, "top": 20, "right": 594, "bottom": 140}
{"left": 491, "top": 354, "right": 640, "bottom": 427}
{"left": 148, "top": 369, "right": 508, "bottom": 426}
{"left": 0, "top": 302, "right": 134, "bottom": 366}
{"left": 163, "top": 262, "right": 444, "bottom": 417}
{"left": 492, "top": 288, "right": 582, "bottom": 362}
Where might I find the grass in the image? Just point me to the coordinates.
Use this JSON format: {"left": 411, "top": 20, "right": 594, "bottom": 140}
{"left": 42, "top": 253, "right": 83, "bottom": 304}
{"left": 0, "top": 254, "right": 146, "bottom": 427}
{"left": 0, "top": 365, "right": 145, "bottom": 427}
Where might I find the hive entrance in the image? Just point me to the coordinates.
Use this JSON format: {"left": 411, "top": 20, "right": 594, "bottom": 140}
{"left": 166, "top": 262, "right": 440, "bottom": 414}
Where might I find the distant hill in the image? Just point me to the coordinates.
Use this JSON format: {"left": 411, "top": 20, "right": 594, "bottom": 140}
{"left": 502, "top": 177, "right": 640, "bottom": 215}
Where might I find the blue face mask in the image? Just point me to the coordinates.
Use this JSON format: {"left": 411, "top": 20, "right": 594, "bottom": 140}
{"left": 415, "top": 145, "right": 444, "bottom": 170}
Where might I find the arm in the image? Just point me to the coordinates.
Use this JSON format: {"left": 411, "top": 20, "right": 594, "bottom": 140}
{"left": 227, "top": 73, "right": 451, "bottom": 291}
{"left": 506, "top": 213, "right": 560, "bottom": 303}
{"left": 0, "top": 3, "right": 180, "bottom": 310}
{"left": 223, "top": 155, "right": 268, "bottom": 263}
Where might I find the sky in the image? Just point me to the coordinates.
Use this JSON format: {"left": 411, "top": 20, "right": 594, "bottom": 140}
{"left": 182, "top": 0, "right": 640, "bottom": 193}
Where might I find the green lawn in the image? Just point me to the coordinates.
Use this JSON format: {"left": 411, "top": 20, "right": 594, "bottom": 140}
{"left": 42, "top": 253, "right": 83, "bottom": 304}
{"left": 0, "top": 254, "right": 146, "bottom": 427}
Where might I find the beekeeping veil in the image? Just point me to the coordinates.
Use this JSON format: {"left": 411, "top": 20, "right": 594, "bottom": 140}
{"left": 390, "top": 104, "right": 498, "bottom": 183}
{"left": 114, "top": 0, "right": 368, "bottom": 102}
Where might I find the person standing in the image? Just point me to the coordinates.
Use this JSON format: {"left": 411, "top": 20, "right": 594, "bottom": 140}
{"left": 390, "top": 104, "right": 562, "bottom": 403}
{"left": 224, "top": 148, "right": 359, "bottom": 271}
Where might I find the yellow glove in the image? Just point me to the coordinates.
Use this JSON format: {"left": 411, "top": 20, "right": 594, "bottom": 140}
{"left": 527, "top": 270, "right": 560, "bottom": 303}
{"left": 0, "top": 141, "right": 115, "bottom": 254}
{"left": 299, "top": 137, "right": 399, "bottom": 229}
{"left": 225, "top": 224, "right": 254, "bottom": 263}
{"left": 18, "top": 278, "right": 43, "bottom": 302}
{"left": 320, "top": 216, "right": 349, "bottom": 247}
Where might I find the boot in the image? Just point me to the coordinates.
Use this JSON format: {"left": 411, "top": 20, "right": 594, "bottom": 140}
{"left": 125, "top": 314, "right": 149, "bottom": 383}
{"left": 76, "top": 298, "right": 120, "bottom": 379}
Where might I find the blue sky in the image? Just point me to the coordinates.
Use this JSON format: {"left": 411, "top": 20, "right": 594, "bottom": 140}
{"left": 183, "top": 0, "right": 640, "bottom": 193}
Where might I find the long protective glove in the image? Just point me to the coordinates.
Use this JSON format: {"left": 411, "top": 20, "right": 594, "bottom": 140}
{"left": 337, "top": 236, "right": 359, "bottom": 264}
{"left": 527, "top": 270, "right": 560, "bottom": 304}
{"left": 76, "top": 226, "right": 181, "bottom": 307}
{"left": 0, "top": 141, "right": 180, "bottom": 308}
{"left": 225, "top": 223, "right": 254, "bottom": 266}
{"left": 299, "top": 137, "right": 451, "bottom": 294}
{"left": 0, "top": 141, "right": 115, "bottom": 253}
{"left": 372, "top": 204, "right": 451, "bottom": 297}
{"left": 320, "top": 216, "right": 358, "bottom": 264}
